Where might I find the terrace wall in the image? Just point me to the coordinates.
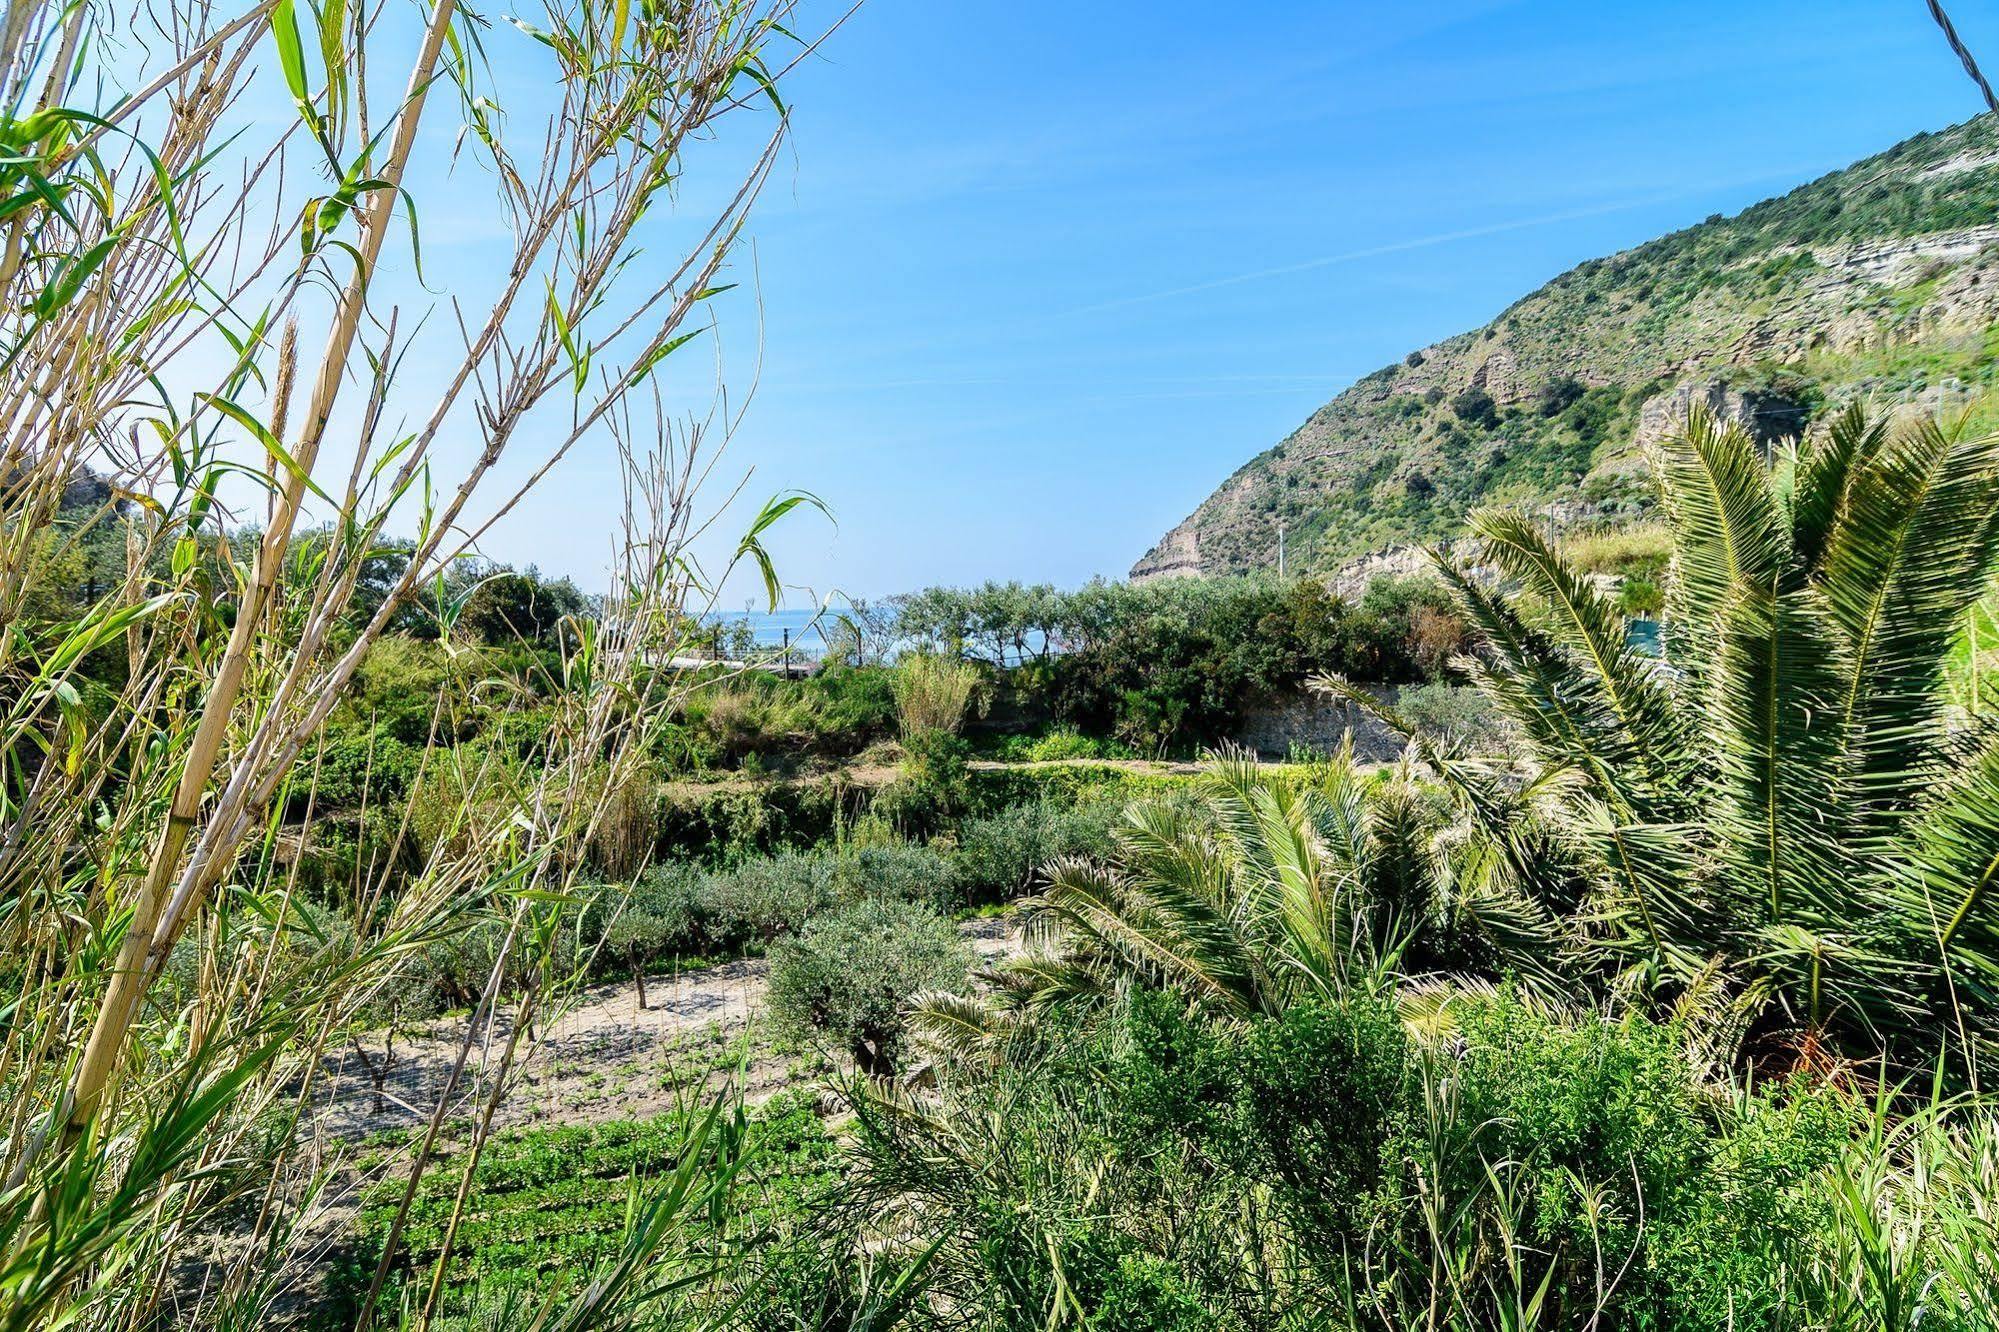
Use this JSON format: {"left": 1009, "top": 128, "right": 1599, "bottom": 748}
{"left": 1234, "top": 685, "right": 1405, "bottom": 762}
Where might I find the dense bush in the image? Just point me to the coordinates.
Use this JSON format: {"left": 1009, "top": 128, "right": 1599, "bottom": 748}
{"left": 1393, "top": 681, "right": 1506, "bottom": 750}
{"left": 948, "top": 798, "right": 1117, "bottom": 904}
{"left": 1112, "top": 989, "right": 1410, "bottom": 1243}
{"left": 1451, "top": 385, "right": 1500, "bottom": 428}
{"left": 581, "top": 841, "right": 957, "bottom": 972}
{"left": 844, "top": 988, "right": 1862, "bottom": 1331}
{"left": 667, "top": 665, "right": 899, "bottom": 769}
{"left": 884, "top": 575, "right": 1466, "bottom": 754}
{"left": 766, "top": 898, "right": 973, "bottom": 1077}
{"left": 1040, "top": 576, "right": 1459, "bottom": 752}
{"left": 653, "top": 778, "right": 868, "bottom": 863}
{"left": 871, "top": 729, "right": 975, "bottom": 833}
{"left": 892, "top": 652, "right": 980, "bottom": 735}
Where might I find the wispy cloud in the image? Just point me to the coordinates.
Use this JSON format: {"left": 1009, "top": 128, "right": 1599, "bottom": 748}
{"left": 1053, "top": 170, "right": 1806, "bottom": 319}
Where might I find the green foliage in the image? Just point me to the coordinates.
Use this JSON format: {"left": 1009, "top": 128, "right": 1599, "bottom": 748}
{"left": 668, "top": 665, "right": 900, "bottom": 771}
{"left": 1393, "top": 681, "right": 1506, "bottom": 750}
{"left": 1012, "top": 752, "right": 1544, "bottom": 1020}
{"left": 580, "top": 841, "right": 956, "bottom": 971}
{"left": 989, "top": 726, "right": 1131, "bottom": 762}
{"left": 653, "top": 778, "right": 865, "bottom": 863}
{"left": 1366, "top": 405, "right": 1999, "bottom": 1069}
{"left": 886, "top": 576, "right": 1457, "bottom": 756}
{"left": 334, "top": 1097, "right": 836, "bottom": 1330}
{"left": 1113, "top": 988, "right": 1410, "bottom": 1243}
{"left": 847, "top": 984, "right": 1889, "bottom": 1331}
{"left": 893, "top": 652, "right": 981, "bottom": 736}
{"left": 452, "top": 561, "right": 591, "bottom": 648}
{"left": 1451, "top": 385, "right": 1500, "bottom": 429}
{"left": 875, "top": 729, "right": 975, "bottom": 833}
{"left": 766, "top": 898, "right": 973, "bottom": 1077}
{"left": 948, "top": 798, "right": 1117, "bottom": 905}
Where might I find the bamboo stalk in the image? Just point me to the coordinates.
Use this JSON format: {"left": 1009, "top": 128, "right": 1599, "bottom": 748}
{"left": 54, "top": 0, "right": 464, "bottom": 1152}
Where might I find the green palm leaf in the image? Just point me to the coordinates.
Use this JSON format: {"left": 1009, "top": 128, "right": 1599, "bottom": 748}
{"left": 1651, "top": 407, "right": 1792, "bottom": 689}
{"left": 1468, "top": 507, "right": 1689, "bottom": 805}
{"left": 1820, "top": 418, "right": 1999, "bottom": 834}
{"left": 1708, "top": 582, "right": 1851, "bottom": 922}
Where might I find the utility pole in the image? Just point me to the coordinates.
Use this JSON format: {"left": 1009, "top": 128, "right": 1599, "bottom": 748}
{"left": 1277, "top": 523, "right": 1286, "bottom": 580}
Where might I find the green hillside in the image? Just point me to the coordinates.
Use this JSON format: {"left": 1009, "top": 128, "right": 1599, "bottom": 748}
{"left": 1133, "top": 114, "right": 1999, "bottom": 580}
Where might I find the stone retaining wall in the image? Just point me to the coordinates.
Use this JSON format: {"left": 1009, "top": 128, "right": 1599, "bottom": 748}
{"left": 1234, "top": 685, "right": 1404, "bottom": 762}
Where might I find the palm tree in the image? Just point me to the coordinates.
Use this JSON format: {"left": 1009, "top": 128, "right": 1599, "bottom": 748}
{"left": 1320, "top": 405, "right": 1999, "bottom": 1070}
{"left": 912, "top": 750, "right": 1571, "bottom": 1064}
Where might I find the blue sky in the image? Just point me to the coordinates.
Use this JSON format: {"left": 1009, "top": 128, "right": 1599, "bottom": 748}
{"left": 475, "top": 0, "right": 1999, "bottom": 605}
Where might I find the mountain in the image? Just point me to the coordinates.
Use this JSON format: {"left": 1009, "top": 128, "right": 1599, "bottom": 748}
{"left": 1131, "top": 115, "right": 1999, "bottom": 582}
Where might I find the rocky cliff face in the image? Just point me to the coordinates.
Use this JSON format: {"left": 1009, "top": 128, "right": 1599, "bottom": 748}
{"left": 1133, "top": 116, "right": 1999, "bottom": 581}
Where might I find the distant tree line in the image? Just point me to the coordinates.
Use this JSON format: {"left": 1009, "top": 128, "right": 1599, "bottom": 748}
{"left": 832, "top": 575, "right": 1468, "bottom": 752}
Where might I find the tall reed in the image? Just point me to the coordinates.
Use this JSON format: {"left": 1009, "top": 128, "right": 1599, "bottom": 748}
{"left": 0, "top": 0, "right": 837, "bottom": 1325}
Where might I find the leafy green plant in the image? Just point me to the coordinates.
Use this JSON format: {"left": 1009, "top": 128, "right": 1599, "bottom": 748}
{"left": 767, "top": 898, "right": 973, "bottom": 1079}
{"left": 949, "top": 798, "right": 1117, "bottom": 905}
{"left": 893, "top": 652, "right": 981, "bottom": 737}
{"left": 979, "top": 750, "right": 1557, "bottom": 1023}
{"left": 1324, "top": 405, "right": 1999, "bottom": 1071}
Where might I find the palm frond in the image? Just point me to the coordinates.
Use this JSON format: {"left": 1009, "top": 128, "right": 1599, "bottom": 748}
{"left": 1821, "top": 417, "right": 1999, "bottom": 833}
{"left": 1888, "top": 738, "right": 1999, "bottom": 1005}
{"left": 1468, "top": 506, "right": 1689, "bottom": 802}
{"left": 908, "top": 990, "right": 1021, "bottom": 1068}
{"left": 1708, "top": 582, "right": 1853, "bottom": 925}
{"left": 1789, "top": 401, "right": 1887, "bottom": 574}
{"left": 1032, "top": 854, "right": 1271, "bottom": 1016}
{"left": 1427, "top": 559, "right": 1651, "bottom": 813}
{"left": 1650, "top": 406, "right": 1792, "bottom": 684}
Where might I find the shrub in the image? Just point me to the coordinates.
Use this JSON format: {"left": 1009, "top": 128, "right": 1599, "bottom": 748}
{"left": 1646, "top": 1087, "right": 1851, "bottom": 1331}
{"left": 875, "top": 729, "right": 974, "bottom": 832}
{"left": 766, "top": 898, "right": 972, "bottom": 1078}
{"left": 299, "top": 724, "right": 421, "bottom": 813}
{"left": 1536, "top": 375, "right": 1587, "bottom": 417}
{"left": 1618, "top": 573, "right": 1664, "bottom": 618}
{"left": 824, "top": 843, "right": 955, "bottom": 912}
{"left": 580, "top": 842, "right": 957, "bottom": 974}
{"left": 1451, "top": 385, "right": 1500, "bottom": 429}
{"left": 1394, "top": 681, "right": 1505, "bottom": 750}
{"left": 696, "top": 852, "right": 835, "bottom": 952}
{"left": 893, "top": 652, "right": 981, "bottom": 736}
{"left": 654, "top": 780, "right": 862, "bottom": 863}
{"left": 950, "top": 798, "right": 1116, "bottom": 904}
{"left": 813, "top": 664, "right": 899, "bottom": 740}
{"left": 1112, "top": 990, "right": 1410, "bottom": 1246}
{"left": 667, "top": 666, "right": 899, "bottom": 771}
{"left": 1368, "top": 999, "right": 1758, "bottom": 1325}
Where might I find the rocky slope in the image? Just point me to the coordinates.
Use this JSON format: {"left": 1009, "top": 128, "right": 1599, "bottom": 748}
{"left": 1133, "top": 116, "right": 1999, "bottom": 581}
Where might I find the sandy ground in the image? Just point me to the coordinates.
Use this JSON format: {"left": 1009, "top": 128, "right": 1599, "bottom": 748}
{"left": 313, "top": 915, "right": 1023, "bottom": 1139}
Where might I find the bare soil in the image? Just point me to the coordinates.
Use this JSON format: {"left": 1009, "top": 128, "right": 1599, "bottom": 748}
{"left": 314, "top": 914, "right": 1023, "bottom": 1139}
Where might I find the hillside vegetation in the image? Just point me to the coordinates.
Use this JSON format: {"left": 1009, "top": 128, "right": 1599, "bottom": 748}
{"left": 1134, "top": 113, "right": 1999, "bottom": 580}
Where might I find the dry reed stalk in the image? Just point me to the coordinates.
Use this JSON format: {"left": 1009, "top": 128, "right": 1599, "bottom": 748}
{"left": 0, "top": 0, "right": 839, "bottom": 1323}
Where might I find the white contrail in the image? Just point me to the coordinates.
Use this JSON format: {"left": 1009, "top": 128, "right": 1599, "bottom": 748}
{"left": 1057, "top": 173, "right": 1803, "bottom": 319}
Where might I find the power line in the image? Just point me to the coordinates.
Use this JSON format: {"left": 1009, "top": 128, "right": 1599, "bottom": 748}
{"left": 1927, "top": 0, "right": 1999, "bottom": 114}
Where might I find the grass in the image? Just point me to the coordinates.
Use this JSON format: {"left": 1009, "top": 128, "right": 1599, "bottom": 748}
{"left": 1562, "top": 522, "right": 1672, "bottom": 576}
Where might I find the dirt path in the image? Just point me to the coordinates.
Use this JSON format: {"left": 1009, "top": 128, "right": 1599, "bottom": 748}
{"left": 315, "top": 915, "right": 1022, "bottom": 1138}
{"left": 662, "top": 755, "right": 1228, "bottom": 799}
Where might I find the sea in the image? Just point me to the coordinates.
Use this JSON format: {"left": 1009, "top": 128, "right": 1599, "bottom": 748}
{"left": 697, "top": 605, "right": 849, "bottom": 657}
